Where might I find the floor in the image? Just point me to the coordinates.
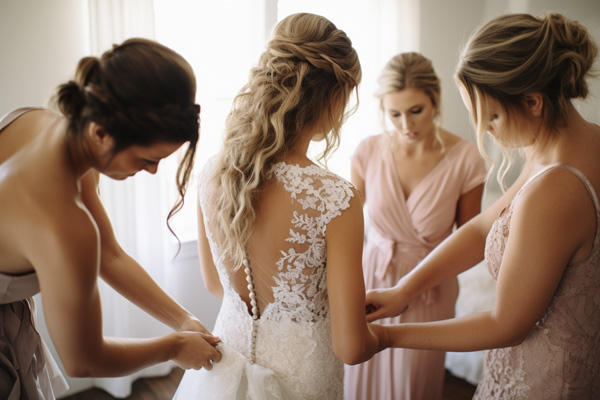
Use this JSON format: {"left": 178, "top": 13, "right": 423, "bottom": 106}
{"left": 62, "top": 368, "right": 476, "bottom": 399}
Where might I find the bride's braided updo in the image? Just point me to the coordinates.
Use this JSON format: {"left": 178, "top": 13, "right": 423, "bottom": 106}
{"left": 53, "top": 38, "right": 200, "bottom": 226}
{"left": 213, "top": 13, "right": 361, "bottom": 267}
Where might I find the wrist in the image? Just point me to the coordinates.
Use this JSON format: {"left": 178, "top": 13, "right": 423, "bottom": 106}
{"left": 393, "top": 278, "right": 412, "bottom": 305}
{"left": 178, "top": 317, "right": 207, "bottom": 333}
{"left": 162, "top": 332, "right": 179, "bottom": 361}
{"left": 380, "top": 325, "right": 394, "bottom": 350}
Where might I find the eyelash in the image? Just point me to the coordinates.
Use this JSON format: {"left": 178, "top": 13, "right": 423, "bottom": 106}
{"left": 390, "top": 107, "right": 423, "bottom": 118}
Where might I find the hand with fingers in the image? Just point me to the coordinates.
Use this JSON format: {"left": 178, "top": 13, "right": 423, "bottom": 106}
{"left": 365, "top": 287, "right": 409, "bottom": 323}
{"left": 172, "top": 331, "right": 222, "bottom": 370}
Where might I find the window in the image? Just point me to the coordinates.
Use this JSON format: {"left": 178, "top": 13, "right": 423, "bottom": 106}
{"left": 153, "top": 0, "right": 418, "bottom": 242}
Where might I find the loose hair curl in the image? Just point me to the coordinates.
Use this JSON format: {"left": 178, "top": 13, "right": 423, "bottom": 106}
{"left": 212, "top": 13, "right": 361, "bottom": 268}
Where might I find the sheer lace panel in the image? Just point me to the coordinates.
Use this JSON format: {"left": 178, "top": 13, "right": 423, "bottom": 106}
{"left": 201, "top": 161, "right": 355, "bottom": 323}
{"left": 196, "top": 159, "right": 351, "bottom": 399}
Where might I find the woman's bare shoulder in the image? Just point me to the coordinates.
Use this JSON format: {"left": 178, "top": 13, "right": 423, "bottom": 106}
{"left": 0, "top": 175, "right": 99, "bottom": 276}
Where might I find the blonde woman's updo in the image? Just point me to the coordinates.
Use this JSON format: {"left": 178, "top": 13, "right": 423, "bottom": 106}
{"left": 375, "top": 52, "right": 443, "bottom": 149}
{"left": 213, "top": 12, "right": 361, "bottom": 267}
{"left": 457, "top": 12, "right": 597, "bottom": 142}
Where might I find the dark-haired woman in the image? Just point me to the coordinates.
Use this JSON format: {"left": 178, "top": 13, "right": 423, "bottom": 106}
{"left": 0, "top": 38, "right": 221, "bottom": 399}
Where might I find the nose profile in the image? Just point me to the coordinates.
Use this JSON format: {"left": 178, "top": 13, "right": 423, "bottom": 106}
{"left": 401, "top": 114, "right": 412, "bottom": 132}
{"left": 144, "top": 163, "right": 159, "bottom": 175}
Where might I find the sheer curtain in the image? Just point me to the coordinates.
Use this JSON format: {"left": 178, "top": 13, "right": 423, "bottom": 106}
{"left": 154, "top": 0, "right": 420, "bottom": 239}
{"left": 88, "top": 0, "right": 178, "bottom": 397}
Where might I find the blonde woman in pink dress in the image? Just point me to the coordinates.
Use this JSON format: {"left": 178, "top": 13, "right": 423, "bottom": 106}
{"left": 344, "top": 52, "right": 486, "bottom": 400}
{"left": 366, "top": 13, "right": 600, "bottom": 399}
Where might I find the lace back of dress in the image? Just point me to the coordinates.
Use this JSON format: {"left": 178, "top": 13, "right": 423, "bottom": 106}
{"left": 242, "top": 257, "right": 259, "bottom": 363}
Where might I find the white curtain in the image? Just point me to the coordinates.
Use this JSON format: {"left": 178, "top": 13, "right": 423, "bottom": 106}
{"left": 87, "top": 0, "right": 178, "bottom": 397}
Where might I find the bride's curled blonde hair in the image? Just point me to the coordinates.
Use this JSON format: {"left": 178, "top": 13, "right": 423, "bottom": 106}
{"left": 211, "top": 13, "right": 361, "bottom": 267}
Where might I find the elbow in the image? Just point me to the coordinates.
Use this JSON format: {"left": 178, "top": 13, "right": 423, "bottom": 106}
{"left": 204, "top": 282, "right": 224, "bottom": 299}
{"left": 61, "top": 348, "right": 108, "bottom": 378}
{"left": 491, "top": 313, "right": 534, "bottom": 348}
{"left": 66, "top": 368, "right": 93, "bottom": 379}
{"left": 503, "top": 329, "right": 531, "bottom": 347}
{"left": 63, "top": 359, "right": 96, "bottom": 378}
{"left": 334, "top": 341, "right": 369, "bottom": 365}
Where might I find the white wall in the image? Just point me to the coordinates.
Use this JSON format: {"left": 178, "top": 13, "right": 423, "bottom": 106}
{"left": 0, "top": 0, "right": 89, "bottom": 116}
{"left": 419, "top": 0, "right": 486, "bottom": 140}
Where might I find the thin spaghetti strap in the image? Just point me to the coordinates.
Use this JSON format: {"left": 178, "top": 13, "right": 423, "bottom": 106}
{"left": 515, "top": 163, "right": 562, "bottom": 198}
{"left": 0, "top": 107, "right": 38, "bottom": 132}
{"left": 554, "top": 163, "right": 600, "bottom": 246}
{"left": 243, "top": 257, "right": 259, "bottom": 363}
{"left": 516, "top": 163, "right": 600, "bottom": 214}
{"left": 513, "top": 163, "right": 600, "bottom": 238}
{"left": 519, "top": 162, "right": 600, "bottom": 248}
{"left": 555, "top": 163, "right": 600, "bottom": 217}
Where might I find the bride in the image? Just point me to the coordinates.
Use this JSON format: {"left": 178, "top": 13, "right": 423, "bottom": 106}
{"left": 174, "top": 13, "right": 390, "bottom": 399}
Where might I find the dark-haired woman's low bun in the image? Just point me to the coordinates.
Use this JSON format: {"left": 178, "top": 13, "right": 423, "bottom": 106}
{"left": 54, "top": 81, "right": 85, "bottom": 121}
{"left": 53, "top": 56, "right": 101, "bottom": 123}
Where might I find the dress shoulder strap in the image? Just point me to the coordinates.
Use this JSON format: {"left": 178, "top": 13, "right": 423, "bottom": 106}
{"left": 554, "top": 163, "right": 600, "bottom": 250}
{"left": 554, "top": 163, "right": 600, "bottom": 218}
{"left": 517, "top": 162, "right": 600, "bottom": 247}
{"left": 0, "top": 107, "right": 40, "bottom": 132}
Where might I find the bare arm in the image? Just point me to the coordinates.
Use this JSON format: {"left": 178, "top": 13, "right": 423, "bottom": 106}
{"left": 197, "top": 200, "right": 223, "bottom": 299}
{"left": 366, "top": 172, "right": 527, "bottom": 322}
{"left": 326, "top": 191, "right": 387, "bottom": 364}
{"left": 350, "top": 164, "right": 366, "bottom": 204}
{"left": 455, "top": 183, "right": 484, "bottom": 227}
{"left": 382, "top": 167, "right": 596, "bottom": 351}
{"left": 28, "top": 206, "right": 221, "bottom": 377}
{"left": 80, "top": 171, "right": 213, "bottom": 334}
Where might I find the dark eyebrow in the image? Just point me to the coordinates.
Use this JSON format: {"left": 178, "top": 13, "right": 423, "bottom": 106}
{"left": 387, "top": 103, "right": 426, "bottom": 113}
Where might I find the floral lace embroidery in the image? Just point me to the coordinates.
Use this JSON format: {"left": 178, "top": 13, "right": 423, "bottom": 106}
{"left": 196, "top": 161, "right": 354, "bottom": 400}
{"left": 264, "top": 162, "right": 354, "bottom": 324}
{"left": 475, "top": 164, "right": 600, "bottom": 399}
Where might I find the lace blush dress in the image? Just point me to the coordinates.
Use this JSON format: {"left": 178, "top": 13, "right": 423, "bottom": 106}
{"left": 173, "top": 161, "right": 356, "bottom": 399}
{"left": 474, "top": 163, "right": 600, "bottom": 399}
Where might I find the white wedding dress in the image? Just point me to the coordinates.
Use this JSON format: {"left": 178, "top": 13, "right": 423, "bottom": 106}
{"left": 173, "top": 161, "right": 355, "bottom": 399}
